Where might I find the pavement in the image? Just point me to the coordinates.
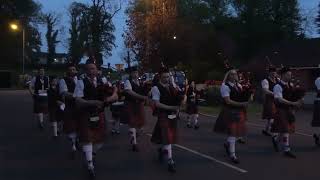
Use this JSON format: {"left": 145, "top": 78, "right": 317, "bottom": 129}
{"left": 0, "top": 90, "right": 320, "bottom": 180}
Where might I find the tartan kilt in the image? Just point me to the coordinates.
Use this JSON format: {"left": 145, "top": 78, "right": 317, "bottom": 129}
{"left": 213, "top": 106, "right": 247, "bottom": 137}
{"left": 271, "top": 107, "right": 295, "bottom": 134}
{"left": 124, "top": 101, "right": 145, "bottom": 128}
{"left": 110, "top": 103, "right": 124, "bottom": 119}
{"left": 262, "top": 95, "right": 276, "bottom": 120}
{"left": 151, "top": 112, "right": 178, "bottom": 145}
{"left": 63, "top": 106, "right": 78, "bottom": 134}
{"left": 33, "top": 95, "right": 48, "bottom": 114}
{"left": 186, "top": 103, "right": 198, "bottom": 115}
{"left": 311, "top": 100, "right": 320, "bottom": 127}
{"left": 78, "top": 110, "right": 106, "bottom": 144}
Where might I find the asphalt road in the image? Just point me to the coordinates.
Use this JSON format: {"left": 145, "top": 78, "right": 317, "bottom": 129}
{"left": 0, "top": 90, "right": 319, "bottom": 180}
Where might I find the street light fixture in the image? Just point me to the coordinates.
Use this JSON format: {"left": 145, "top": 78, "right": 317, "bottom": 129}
{"left": 9, "top": 22, "right": 25, "bottom": 74}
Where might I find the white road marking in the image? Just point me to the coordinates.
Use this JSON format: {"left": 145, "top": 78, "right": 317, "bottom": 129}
{"left": 145, "top": 133, "right": 248, "bottom": 173}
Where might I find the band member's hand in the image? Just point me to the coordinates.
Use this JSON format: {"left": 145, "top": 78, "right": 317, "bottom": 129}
{"left": 293, "top": 100, "right": 303, "bottom": 107}
{"left": 242, "top": 102, "right": 249, "bottom": 108}
{"left": 91, "top": 100, "right": 104, "bottom": 108}
{"left": 171, "top": 106, "right": 179, "bottom": 111}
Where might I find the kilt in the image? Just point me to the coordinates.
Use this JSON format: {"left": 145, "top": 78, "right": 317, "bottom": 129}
{"left": 213, "top": 106, "right": 247, "bottom": 137}
{"left": 186, "top": 103, "right": 198, "bottom": 115}
{"left": 311, "top": 100, "right": 320, "bottom": 127}
{"left": 63, "top": 106, "right": 78, "bottom": 134}
{"left": 124, "top": 101, "right": 145, "bottom": 128}
{"left": 151, "top": 112, "right": 177, "bottom": 145}
{"left": 262, "top": 95, "right": 276, "bottom": 120}
{"left": 78, "top": 110, "right": 106, "bottom": 144}
{"left": 33, "top": 95, "right": 48, "bottom": 114}
{"left": 271, "top": 107, "right": 295, "bottom": 134}
{"left": 110, "top": 102, "right": 124, "bottom": 119}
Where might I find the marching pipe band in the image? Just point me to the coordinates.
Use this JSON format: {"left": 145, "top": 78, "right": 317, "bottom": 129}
{"left": 27, "top": 58, "right": 320, "bottom": 179}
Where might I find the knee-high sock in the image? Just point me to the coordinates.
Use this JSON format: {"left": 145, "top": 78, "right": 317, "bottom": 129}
{"left": 68, "top": 132, "right": 77, "bottom": 151}
{"left": 193, "top": 114, "right": 199, "bottom": 125}
{"left": 227, "top": 136, "right": 237, "bottom": 158}
{"left": 38, "top": 113, "right": 44, "bottom": 123}
{"left": 129, "top": 128, "right": 137, "bottom": 145}
{"left": 52, "top": 122, "right": 58, "bottom": 136}
{"left": 163, "top": 144, "right": 173, "bottom": 160}
{"left": 93, "top": 143, "right": 103, "bottom": 154}
{"left": 265, "top": 119, "right": 274, "bottom": 132}
{"left": 83, "top": 143, "right": 94, "bottom": 168}
{"left": 113, "top": 119, "right": 120, "bottom": 131}
{"left": 281, "top": 133, "right": 290, "bottom": 152}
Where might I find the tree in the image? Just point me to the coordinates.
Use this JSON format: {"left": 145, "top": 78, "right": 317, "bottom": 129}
{"left": 43, "top": 13, "right": 60, "bottom": 66}
{"left": 67, "top": 0, "right": 120, "bottom": 67}
{"left": 0, "top": 0, "right": 42, "bottom": 68}
{"left": 316, "top": 2, "right": 320, "bottom": 35}
{"left": 68, "top": 2, "right": 87, "bottom": 64}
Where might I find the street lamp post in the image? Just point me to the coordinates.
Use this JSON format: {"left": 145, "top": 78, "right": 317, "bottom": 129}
{"left": 9, "top": 23, "right": 25, "bottom": 74}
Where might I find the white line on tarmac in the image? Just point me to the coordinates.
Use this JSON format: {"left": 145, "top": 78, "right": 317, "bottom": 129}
{"left": 200, "top": 113, "right": 313, "bottom": 137}
{"left": 145, "top": 133, "right": 248, "bottom": 173}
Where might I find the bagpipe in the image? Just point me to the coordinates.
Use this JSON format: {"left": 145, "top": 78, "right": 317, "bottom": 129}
{"left": 96, "top": 79, "right": 116, "bottom": 107}
{"left": 224, "top": 60, "right": 255, "bottom": 102}
{"left": 288, "top": 69, "right": 306, "bottom": 102}
{"left": 237, "top": 71, "right": 256, "bottom": 102}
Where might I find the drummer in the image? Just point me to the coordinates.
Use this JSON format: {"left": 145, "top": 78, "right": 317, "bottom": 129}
{"left": 29, "top": 66, "right": 50, "bottom": 129}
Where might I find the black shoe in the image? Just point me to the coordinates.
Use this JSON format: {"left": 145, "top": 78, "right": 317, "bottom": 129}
{"left": 88, "top": 167, "right": 96, "bottom": 179}
{"left": 167, "top": 159, "right": 176, "bottom": 173}
{"left": 313, "top": 134, "right": 320, "bottom": 146}
{"left": 262, "top": 130, "right": 272, "bottom": 136}
{"left": 158, "top": 148, "right": 164, "bottom": 162}
{"left": 194, "top": 125, "right": 200, "bottom": 130}
{"left": 230, "top": 156, "right": 240, "bottom": 164}
{"left": 271, "top": 137, "right": 279, "bottom": 152}
{"left": 283, "top": 151, "right": 296, "bottom": 159}
{"left": 237, "top": 138, "right": 246, "bottom": 144}
{"left": 224, "top": 143, "right": 230, "bottom": 156}
{"left": 132, "top": 144, "right": 139, "bottom": 152}
{"left": 116, "top": 130, "right": 120, "bottom": 135}
{"left": 52, "top": 135, "right": 59, "bottom": 140}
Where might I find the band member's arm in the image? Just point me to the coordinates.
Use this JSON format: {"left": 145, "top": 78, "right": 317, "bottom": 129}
{"left": 28, "top": 77, "right": 36, "bottom": 96}
{"left": 273, "top": 85, "right": 302, "bottom": 106}
{"left": 124, "top": 80, "right": 147, "bottom": 101}
{"left": 151, "top": 86, "right": 179, "bottom": 111}
{"left": 73, "top": 80, "right": 103, "bottom": 108}
{"left": 261, "top": 79, "right": 273, "bottom": 95}
{"left": 221, "top": 84, "right": 247, "bottom": 107}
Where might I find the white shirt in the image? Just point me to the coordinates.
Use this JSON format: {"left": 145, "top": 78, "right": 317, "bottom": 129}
{"left": 124, "top": 79, "right": 140, "bottom": 91}
{"left": 315, "top": 77, "right": 320, "bottom": 90}
{"left": 273, "top": 80, "right": 288, "bottom": 99}
{"left": 59, "top": 76, "right": 78, "bottom": 95}
{"left": 220, "top": 82, "right": 242, "bottom": 98}
{"left": 151, "top": 86, "right": 161, "bottom": 101}
{"left": 73, "top": 76, "right": 110, "bottom": 98}
{"left": 261, "top": 79, "right": 269, "bottom": 90}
